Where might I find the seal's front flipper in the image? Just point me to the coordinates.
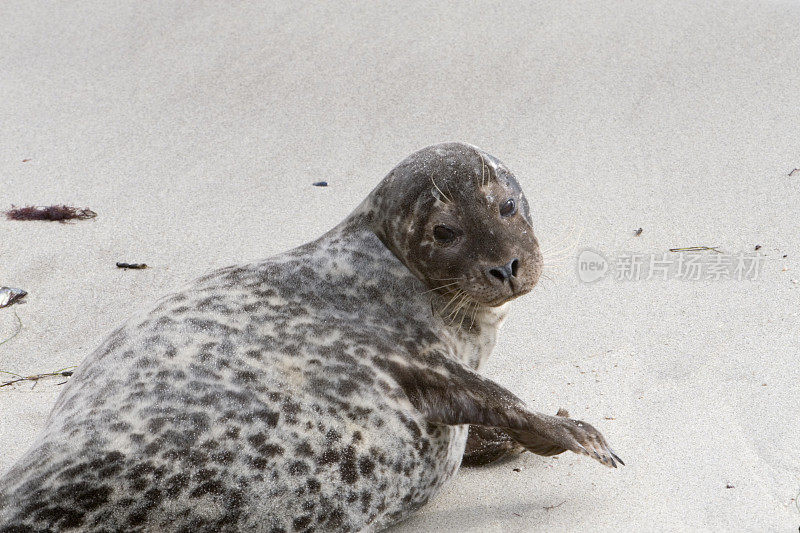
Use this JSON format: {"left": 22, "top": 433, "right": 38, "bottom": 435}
{"left": 462, "top": 426, "right": 525, "bottom": 467}
{"left": 383, "top": 354, "right": 623, "bottom": 468}
{"left": 462, "top": 408, "right": 573, "bottom": 467}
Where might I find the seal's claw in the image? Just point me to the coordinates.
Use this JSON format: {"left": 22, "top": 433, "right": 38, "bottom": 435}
{"left": 609, "top": 449, "right": 625, "bottom": 466}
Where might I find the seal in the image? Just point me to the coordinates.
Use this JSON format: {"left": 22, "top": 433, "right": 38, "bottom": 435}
{"left": 0, "top": 142, "right": 622, "bottom": 532}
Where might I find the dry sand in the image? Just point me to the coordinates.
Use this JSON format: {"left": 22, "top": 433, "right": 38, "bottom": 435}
{"left": 1, "top": 1, "right": 799, "bottom": 530}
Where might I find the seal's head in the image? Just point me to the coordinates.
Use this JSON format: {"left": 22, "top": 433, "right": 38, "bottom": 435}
{"left": 368, "top": 142, "right": 542, "bottom": 307}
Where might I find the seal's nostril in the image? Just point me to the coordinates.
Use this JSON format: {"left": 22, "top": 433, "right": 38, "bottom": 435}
{"left": 489, "top": 268, "right": 506, "bottom": 281}
{"left": 488, "top": 259, "right": 519, "bottom": 283}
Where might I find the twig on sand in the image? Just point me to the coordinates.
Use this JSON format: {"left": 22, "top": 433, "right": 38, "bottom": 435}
{"left": 544, "top": 500, "right": 567, "bottom": 511}
{"left": 0, "top": 366, "right": 76, "bottom": 388}
{"left": 789, "top": 168, "right": 799, "bottom": 177}
{"left": 0, "top": 311, "right": 22, "bottom": 348}
{"left": 669, "top": 246, "right": 722, "bottom": 253}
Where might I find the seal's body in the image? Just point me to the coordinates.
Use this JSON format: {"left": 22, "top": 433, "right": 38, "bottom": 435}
{"left": 0, "top": 143, "right": 621, "bottom": 532}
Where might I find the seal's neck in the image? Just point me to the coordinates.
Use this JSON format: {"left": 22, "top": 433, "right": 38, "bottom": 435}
{"left": 347, "top": 193, "right": 410, "bottom": 271}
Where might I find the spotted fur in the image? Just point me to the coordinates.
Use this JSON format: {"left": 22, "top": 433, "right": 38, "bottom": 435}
{"left": 0, "top": 143, "right": 620, "bottom": 533}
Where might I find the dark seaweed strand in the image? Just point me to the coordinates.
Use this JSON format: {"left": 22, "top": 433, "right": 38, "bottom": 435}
{"left": 5, "top": 205, "right": 97, "bottom": 222}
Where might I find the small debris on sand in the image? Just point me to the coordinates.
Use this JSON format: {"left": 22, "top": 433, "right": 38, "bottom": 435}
{"left": 512, "top": 468, "right": 521, "bottom": 472}
{"left": 0, "top": 367, "right": 76, "bottom": 388}
{"left": 669, "top": 246, "right": 722, "bottom": 253}
{"left": 754, "top": 245, "right": 761, "bottom": 251}
{"left": 789, "top": 168, "right": 799, "bottom": 177}
{"left": 0, "top": 287, "right": 27, "bottom": 308}
{"left": 116, "top": 263, "right": 148, "bottom": 270}
{"left": 22, "top": 159, "right": 31, "bottom": 163}
{"left": 313, "top": 181, "right": 328, "bottom": 187}
{"left": 544, "top": 500, "right": 567, "bottom": 511}
{"left": 634, "top": 228, "right": 643, "bottom": 237}
{"left": 5, "top": 205, "right": 96, "bottom": 222}
{"left": 726, "top": 483, "right": 735, "bottom": 489}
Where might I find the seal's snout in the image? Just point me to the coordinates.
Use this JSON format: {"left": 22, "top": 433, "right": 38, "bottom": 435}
{"left": 487, "top": 258, "right": 519, "bottom": 283}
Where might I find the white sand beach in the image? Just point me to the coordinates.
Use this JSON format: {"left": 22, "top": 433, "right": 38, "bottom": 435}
{"left": 1, "top": 1, "right": 799, "bottom": 530}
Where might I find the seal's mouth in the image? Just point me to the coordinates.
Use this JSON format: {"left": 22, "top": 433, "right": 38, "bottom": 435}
{"left": 435, "top": 263, "right": 540, "bottom": 309}
{"left": 482, "top": 284, "right": 534, "bottom": 307}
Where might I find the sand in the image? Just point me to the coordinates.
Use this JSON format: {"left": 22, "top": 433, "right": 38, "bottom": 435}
{"left": 1, "top": 1, "right": 799, "bottom": 530}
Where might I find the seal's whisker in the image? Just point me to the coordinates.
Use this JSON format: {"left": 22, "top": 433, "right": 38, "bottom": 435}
{"left": 541, "top": 253, "right": 575, "bottom": 266}
{"left": 543, "top": 261, "right": 569, "bottom": 282}
{"left": 444, "top": 179, "right": 455, "bottom": 203}
{"left": 541, "top": 246, "right": 578, "bottom": 260}
{"left": 468, "top": 301, "right": 480, "bottom": 330}
{"left": 479, "top": 154, "right": 487, "bottom": 187}
{"left": 540, "top": 226, "right": 583, "bottom": 257}
{"left": 542, "top": 245, "right": 578, "bottom": 257}
{"left": 444, "top": 295, "right": 464, "bottom": 323}
{"left": 420, "top": 282, "right": 460, "bottom": 295}
{"left": 428, "top": 281, "right": 461, "bottom": 290}
{"left": 542, "top": 257, "right": 567, "bottom": 265}
{"left": 440, "top": 290, "right": 465, "bottom": 315}
{"left": 540, "top": 225, "right": 580, "bottom": 252}
{"left": 444, "top": 293, "right": 467, "bottom": 323}
{"left": 448, "top": 293, "right": 472, "bottom": 325}
{"left": 478, "top": 151, "right": 494, "bottom": 187}
{"left": 541, "top": 244, "right": 582, "bottom": 265}
{"left": 458, "top": 296, "right": 477, "bottom": 330}
{"left": 430, "top": 175, "right": 452, "bottom": 203}
{"left": 541, "top": 248, "right": 578, "bottom": 261}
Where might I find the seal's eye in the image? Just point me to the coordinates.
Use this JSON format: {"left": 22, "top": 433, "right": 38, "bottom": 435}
{"left": 433, "top": 225, "right": 457, "bottom": 243}
{"left": 500, "top": 198, "right": 517, "bottom": 217}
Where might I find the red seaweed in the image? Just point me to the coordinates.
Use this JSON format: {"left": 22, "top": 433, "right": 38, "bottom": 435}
{"left": 5, "top": 205, "right": 97, "bottom": 222}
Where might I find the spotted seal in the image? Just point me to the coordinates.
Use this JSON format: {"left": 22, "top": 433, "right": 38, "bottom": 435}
{"left": 0, "top": 142, "right": 622, "bottom": 532}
